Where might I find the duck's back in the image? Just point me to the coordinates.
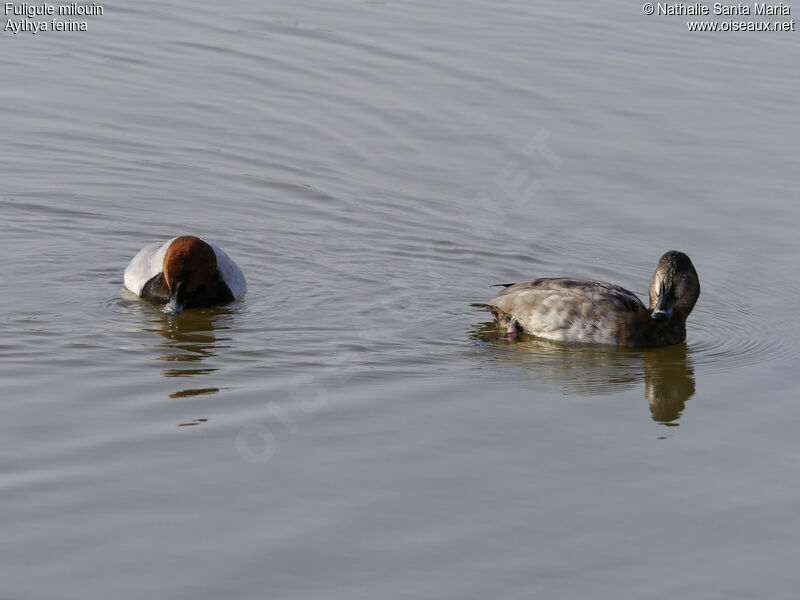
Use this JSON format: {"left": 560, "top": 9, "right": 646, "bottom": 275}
{"left": 488, "top": 278, "right": 646, "bottom": 344}
{"left": 124, "top": 239, "right": 174, "bottom": 295}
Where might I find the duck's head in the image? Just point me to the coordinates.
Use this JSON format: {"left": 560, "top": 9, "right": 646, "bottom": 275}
{"left": 162, "top": 236, "right": 217, "bottom": 314}
{"left": 648, "top": 251, "right": 700, "bottom": 320}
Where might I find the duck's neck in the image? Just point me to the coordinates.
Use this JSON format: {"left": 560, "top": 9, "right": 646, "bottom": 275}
{"left": 619, "top": 310, "right": 688, "bottom": 348}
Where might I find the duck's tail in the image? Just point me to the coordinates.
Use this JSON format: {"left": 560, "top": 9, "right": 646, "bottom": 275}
{"left": 472, "top": 302, "right": 513, "bottom": 328}
{"left": 470, "top": 302, "right": 492, "bottom": 310}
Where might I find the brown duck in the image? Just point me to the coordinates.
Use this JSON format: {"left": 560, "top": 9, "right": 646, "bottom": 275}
{"left": 483, "top": 251, "right": 700, "bottom": 348}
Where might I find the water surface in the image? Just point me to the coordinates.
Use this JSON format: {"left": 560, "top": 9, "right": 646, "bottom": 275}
{"left": 2, "top": 1, "right": 799, "bottom": 598}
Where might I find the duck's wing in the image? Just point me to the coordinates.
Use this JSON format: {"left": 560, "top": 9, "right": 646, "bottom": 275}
{"left": 123, "top": 238, "right": 175, "bottom": 295}
{"left": 207, "top": 242, "right": 247, "bottom": 299}
{"left": 487, "top": 278, "right": 646, "bottom": 342}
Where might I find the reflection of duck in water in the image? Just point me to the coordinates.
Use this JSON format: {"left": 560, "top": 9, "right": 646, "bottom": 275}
{"left": 124, "top": 236, "right": 246, "bottom": 314}
{"left": 146, "top": 309, "right": 228, "bottom": 420}
{"left": 643, "top": 344, "right": 695, "bottom": 424}
{"left": 479, "top": 251, "right": 700, "bottom": 348}
{"left": 146, "top": 308, "right": 228, "bottom": 377}
{"left": 470, "top": 324, "right": 695, "bottom": 425}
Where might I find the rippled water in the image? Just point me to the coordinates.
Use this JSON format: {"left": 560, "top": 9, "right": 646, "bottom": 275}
{"left": 2, "top": 1, "right": 800, "bottom": 598}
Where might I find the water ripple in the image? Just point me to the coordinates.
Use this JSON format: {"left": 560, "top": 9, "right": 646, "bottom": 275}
{"left": 688, "top": 291, "right": 798, "bottom": 374}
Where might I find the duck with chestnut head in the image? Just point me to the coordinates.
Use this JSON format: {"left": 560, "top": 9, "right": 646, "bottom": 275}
{"left": 482, "top": 251, "right": 700, "bottom": 348}
{"left": 124, "top": 235, "right": 246, "bottom": 314}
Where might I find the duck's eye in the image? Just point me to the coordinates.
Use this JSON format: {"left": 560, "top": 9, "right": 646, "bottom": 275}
{"left": 681, "top": 274, "right": 687, "bottom": 281}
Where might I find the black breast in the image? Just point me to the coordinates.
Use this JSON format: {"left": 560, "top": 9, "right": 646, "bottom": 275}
{"left": 140, "top": 271, "right": 234, "bottom": 308}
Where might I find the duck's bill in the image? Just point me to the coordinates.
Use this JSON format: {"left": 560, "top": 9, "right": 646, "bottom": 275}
{"left": 161, "top": 300, "right": 184, "bottom": 315}
{"left": 651, "top": 283, "right": 675, "bottom": 320}
{"left": 162, "top": 284, "right": 185, "bottom": 314}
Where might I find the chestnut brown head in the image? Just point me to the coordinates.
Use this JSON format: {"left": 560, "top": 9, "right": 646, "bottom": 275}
{"left": 162, "top": 236, "right": 217, "bottom": 313}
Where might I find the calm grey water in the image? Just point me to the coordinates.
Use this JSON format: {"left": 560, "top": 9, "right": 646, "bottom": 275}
{"left": 2, "top": 1, "right": 799, "bottom": 598}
